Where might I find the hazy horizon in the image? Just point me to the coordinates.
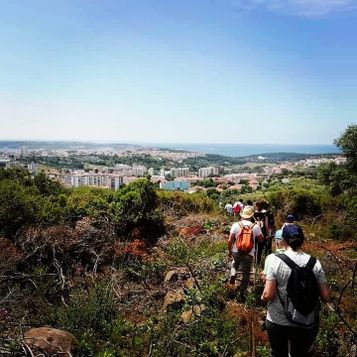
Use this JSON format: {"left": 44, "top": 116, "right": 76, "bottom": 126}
{"left": 0, "top": 139, "right": 339, "bottom": 146}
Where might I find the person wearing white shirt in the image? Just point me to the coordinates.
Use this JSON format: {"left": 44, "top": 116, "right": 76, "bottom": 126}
{"left": 228, "top": 206, "right": 263, "bottom": 301}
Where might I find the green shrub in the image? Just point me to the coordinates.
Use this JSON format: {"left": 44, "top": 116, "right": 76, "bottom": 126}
{"left": 158, "top": 191, "right": 216, "bottom": 216}
{"left": 0, "top": 179, "right": 41, "bottom": 237}
{"left": 110, "top": 179, "right": 164, "bottom": 240}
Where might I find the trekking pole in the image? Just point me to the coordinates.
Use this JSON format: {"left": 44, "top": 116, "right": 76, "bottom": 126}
{"left": 254, "top": 246, "right": 258, "bottom": 288}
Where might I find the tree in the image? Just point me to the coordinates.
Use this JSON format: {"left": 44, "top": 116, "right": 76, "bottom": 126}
{"left": 319, "top": 124, "right": 357, "bottom": 195}
{"left": 110, "top": 178, "right": 164, "bottom": 241}
{"left": 335, "top": 124, "right": 357, "bottom": 173}
{"left": 0, "top": 180, "right": 40, "bottom": 238}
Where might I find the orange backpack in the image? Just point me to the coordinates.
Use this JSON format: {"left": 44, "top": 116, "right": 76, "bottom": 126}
{"left": 236, "top": 222, "right": 255, "bottom": 253}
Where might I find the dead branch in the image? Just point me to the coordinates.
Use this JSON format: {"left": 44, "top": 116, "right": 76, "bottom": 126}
{"left": 51, "top": 246, "right": 67, "bottom": 306}
{"left": 334, "top": 263, "right": 357, "bottom": 340}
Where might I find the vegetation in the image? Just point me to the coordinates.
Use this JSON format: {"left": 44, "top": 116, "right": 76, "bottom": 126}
{"left": 0, "top": 127, "right": 356, "bottom": 356}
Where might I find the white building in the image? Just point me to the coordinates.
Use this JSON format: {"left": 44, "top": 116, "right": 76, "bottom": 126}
{"left": 64, "top": 173, "right": 123, "bottom": 190}
{"left": 132, "top": 164, "right": 147, "bottom": 177}
{"left": 198, "top": 166, "right": 219, "bottom": 178}
{"left": 148, "top": 167, "right": 155, "bottom": 176}
{"left": 170, "top": 167, "right": 190, "bottom": 178}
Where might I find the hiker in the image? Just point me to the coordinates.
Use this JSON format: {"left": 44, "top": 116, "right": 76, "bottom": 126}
{"left": 245, "top": 199, "right": 253, "bottom": 207}
{"left": 228, "top": 206, "right": 264, "bottom": 301}
{"left": 260, "top": 229, "right": 285, "bottom": 284}
{"left": 253, "top": 199, "right": 270, "bottom": 265}
{"left": 282, "top": 214, "right": 295, "bottom": 229}
{"left": 265, "top": 207, "right": 276, "bottom": 256}
{"left": 261, "top": 224, "right": 331, "bottom": 357}
{"left": 232, "top": 200, "right": 241, "bottom": 216}
{"left": 224, "top": 203, "right": 233, "bottom": 216}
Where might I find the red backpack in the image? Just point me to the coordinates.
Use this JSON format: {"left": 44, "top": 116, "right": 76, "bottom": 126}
{"left": 236, "top": 222, "right": 255, "bottom": 253}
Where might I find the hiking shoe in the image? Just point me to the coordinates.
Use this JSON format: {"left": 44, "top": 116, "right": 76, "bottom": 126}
{"left": 229, "top": 275, "right": 236, "bottom": 285}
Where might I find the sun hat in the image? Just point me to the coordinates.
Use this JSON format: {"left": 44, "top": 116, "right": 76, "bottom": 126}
{"left": 274, "top": 229, "right": 283, "bottom": 241}
{"left": 240, "top": 206, "right": 254, "bottom": 219}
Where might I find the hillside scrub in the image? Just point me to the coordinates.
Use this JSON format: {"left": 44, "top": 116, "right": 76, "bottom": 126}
{"left": 0, "top": 167, "right": 356, "bottom": 356}
{"left": 158, "top": 191, "right": 217, "bottom": 217}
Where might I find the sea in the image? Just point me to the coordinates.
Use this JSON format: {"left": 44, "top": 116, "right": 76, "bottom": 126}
{"left": 151, "top": 143, "right": 340, "bottom": 157}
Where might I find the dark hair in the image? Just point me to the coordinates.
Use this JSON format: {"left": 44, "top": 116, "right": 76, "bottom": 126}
{"left": 283, "top": 224, "right": 305, "bottom": 251}
{"left": 287, "top": 234, "right": 304, "bottom": 251}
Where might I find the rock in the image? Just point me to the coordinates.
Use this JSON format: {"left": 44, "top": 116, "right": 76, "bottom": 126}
{"left": 181, "top": 309, "right": 193, "bottom": 323}
{"left": 162, "top": 288, "right": 185, "bottom": 310}
{"left": 163, "top": 267, "right": 190, "bottom": 286}
{"left": 181, "top": 304, "right": 206, "bottom": 323}
{"left": 24, "top": 327, "right": 77, "bottom": 357}
{"left": 193, "top": 304, "right": 206, "bottom": 316}
{"left": 164, "top": 270, "right": 178, "bottom": 284}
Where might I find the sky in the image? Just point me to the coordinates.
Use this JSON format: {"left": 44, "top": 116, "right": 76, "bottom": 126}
{"left": 0, "top": 0, "right": 356, "bottom": 144}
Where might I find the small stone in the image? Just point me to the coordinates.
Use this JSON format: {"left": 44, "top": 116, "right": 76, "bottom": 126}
{"left": 164, "top": 270, "right": 178, "bottom": 284}
{"left": 181, "top": 309, "right": 193, "bottom": 323}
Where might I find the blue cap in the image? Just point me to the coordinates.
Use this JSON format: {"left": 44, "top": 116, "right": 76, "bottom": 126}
{"left": 274, "top": 229, "right": 283, "bottom": 241}
{"left": 287, "top": 214, "right": 295, "bottom": 223}
{"left": 282, "top": 224, "right": 303, "bottom": 241}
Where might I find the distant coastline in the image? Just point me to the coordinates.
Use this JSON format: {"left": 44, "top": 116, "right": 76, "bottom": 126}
{"left": 151, "top": 143, "right": 340, "bottom": 157}
{"left": 0, "top": 140, "right": 340, "bottom": 158}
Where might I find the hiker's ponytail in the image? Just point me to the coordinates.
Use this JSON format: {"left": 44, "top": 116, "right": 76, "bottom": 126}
{"left": 287, "top": 234, "right": 304, "bottom": 251}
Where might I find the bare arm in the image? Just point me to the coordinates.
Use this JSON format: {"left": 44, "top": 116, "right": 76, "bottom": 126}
{"left": 261, "top": 279, "right": 277, "bottom": 303}
{"left": 319, "top": 283, "right": 331, "bottom": 303}
{"left": 228, "top": 233, "right": 235, "bottom": 257}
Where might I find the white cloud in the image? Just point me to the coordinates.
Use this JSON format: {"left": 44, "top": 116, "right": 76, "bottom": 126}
{"left": 233, "top": 0, "right": 357, "bottom": 17}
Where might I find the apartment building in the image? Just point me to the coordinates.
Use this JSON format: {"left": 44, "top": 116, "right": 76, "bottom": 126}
{"left": 169, "top": 167, "right": 190, "bottom": 178}
{"left": 198, "top": 166, "right": 219, "bottom": 178}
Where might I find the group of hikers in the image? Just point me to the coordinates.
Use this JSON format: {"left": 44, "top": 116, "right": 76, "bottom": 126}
{"left": 226, "top": 199, "right": 331, "bottom": 357}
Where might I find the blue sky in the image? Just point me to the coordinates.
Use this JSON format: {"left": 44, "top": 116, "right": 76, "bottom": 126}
{"left": 0, "top": 0, "right": 356, "bottom": 144}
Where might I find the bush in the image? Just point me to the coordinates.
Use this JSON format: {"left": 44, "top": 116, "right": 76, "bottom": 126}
{"left": 110, "top": 179, "right": 164, "bottom": 241}
{"left": 158, "top": 191, "right": 216, "bottom": 216}
{"left": 0, "top": 179, "right": 41, "bottom": 237}
{"left": 56, "top": 282, "right": 117, "bottom": 356}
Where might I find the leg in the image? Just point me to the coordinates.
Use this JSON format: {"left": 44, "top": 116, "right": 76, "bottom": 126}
{"left": 239, "top": 253, "right": 253, "bottom": 300}
{"left": 256, "top": 241, "right": 265, "bottom": 265}
{"left": 266, "top": 320, "right": 289, "bottom": 357}
{"left": 230, "top": 252, "right": 241, "bottom": 284}
{"left": 289, "top": 324, "right": 319, "bottom": 357}
{"left": 265, "top": 236, "right": 272, "bottom": 256}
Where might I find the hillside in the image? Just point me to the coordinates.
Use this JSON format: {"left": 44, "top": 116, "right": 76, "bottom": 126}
{"left": 0, "top": 166, "right": 356, "bottom": 356}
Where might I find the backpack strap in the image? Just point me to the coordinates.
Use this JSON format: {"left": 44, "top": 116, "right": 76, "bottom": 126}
{"left": 305, "top": 256, "right": 317, "bottom": 270}
{"left": 276, "top": 254, "right": 299, "bottom": 270}
{"left": 277, "top": 254, "right": 317, "bottom": 270}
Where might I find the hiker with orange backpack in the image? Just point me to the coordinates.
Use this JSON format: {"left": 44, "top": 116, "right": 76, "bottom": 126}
{"left": 228, "top": 206, "right": 264, "bottom": 302}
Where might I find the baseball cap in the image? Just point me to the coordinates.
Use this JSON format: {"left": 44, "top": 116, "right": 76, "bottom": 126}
{"left": 287, "top": 214, "right": 295, "bottom": 223}
{"left": 282, "top": 224, "right": 303, "bottom": 241}
{"left": 274, "top": 229, "right": 283, "bottom": 241}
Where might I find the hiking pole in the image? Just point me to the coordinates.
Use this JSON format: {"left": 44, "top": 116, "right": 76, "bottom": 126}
{"left": 254, "top": 245, "right": 258, "bottom": 288}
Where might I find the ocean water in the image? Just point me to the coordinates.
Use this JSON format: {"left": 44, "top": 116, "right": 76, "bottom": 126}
{"left": 153, "top": 143, "right": 340, "bottom": 157}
